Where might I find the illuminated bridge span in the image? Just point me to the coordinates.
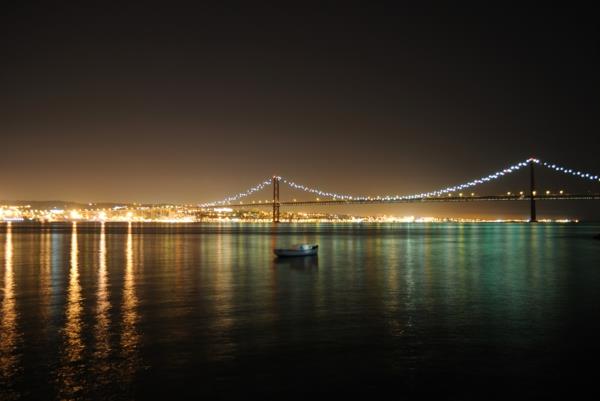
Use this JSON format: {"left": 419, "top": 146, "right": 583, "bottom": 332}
{"left": 200, "top": 158, "right": 600, "bottom": 223}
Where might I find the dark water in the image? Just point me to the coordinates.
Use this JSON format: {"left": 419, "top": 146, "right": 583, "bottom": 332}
{"left": 1, "top": 222, "right": 599, "bottom": 400}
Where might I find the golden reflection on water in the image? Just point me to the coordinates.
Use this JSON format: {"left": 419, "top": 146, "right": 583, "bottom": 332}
{"left": 206, "top": 232, "right": 236, "bottom": 361}
{"left": 214, "top": 233, "right": 234, "bottom": 328}
{"left": 1, "top": 223, "right": 20, "bottom": 395}
{"left": 94, "top": 223, "right": 111, "bottom": 376}
{"left": 57, "top": 222, "right": 85, "bottom": 400}
{"left": 121, "top": 222, "right": 139, "bottom": 379}
{"left": 39, "top": 228, "right": 51, "bottom": 326}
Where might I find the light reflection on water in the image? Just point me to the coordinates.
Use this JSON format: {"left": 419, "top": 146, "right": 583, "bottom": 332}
{"left": 0, "top": 223, "right": 20, "bottom": 400}
{"left": 39, "top": 229, "right": 52, "bottom": 330}
{"left": 92, "top": 223, "right": 112, "bottom": 390}
{"left": 121, "top": 222, "right": 140, "bottom": 383}
{"left": 0, "top": 222, "right": 599, "bottom": 399}
{"left": 56, "top": 222, "right": 85, "bottom": 400}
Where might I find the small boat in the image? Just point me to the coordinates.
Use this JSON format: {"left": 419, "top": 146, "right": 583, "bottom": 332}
{"left": 274, "top": 244, "right": 318, "bottom": 257}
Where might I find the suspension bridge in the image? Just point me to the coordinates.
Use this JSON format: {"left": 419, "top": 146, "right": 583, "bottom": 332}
{"left": 199, "top": 158, "right": 600, "bottom": 223}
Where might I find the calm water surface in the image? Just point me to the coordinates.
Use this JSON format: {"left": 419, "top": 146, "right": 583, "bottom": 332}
{"left": 1, "top": 222, "right": 599, "bottom": 400}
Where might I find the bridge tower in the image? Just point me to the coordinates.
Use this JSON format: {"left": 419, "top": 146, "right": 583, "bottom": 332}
{"left": 272, "top": 176, "right": 280, "bottom": 223}
{"left": 529, "top": 159, "right": 537, "bottom": 223}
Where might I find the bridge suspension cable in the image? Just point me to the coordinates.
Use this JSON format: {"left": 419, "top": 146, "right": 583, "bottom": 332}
{"left": 281, "top": 158, "right": 527, "bottom": 201}
{"left": 282, "top": 158, "right": 600, "bottom": 201}
{"left": 198, "top": 158, "right": 600, "bottom": 207}
{"left": 539, "top": 161, "right": 600, "bottom": 182}
{"left": 199, "top": 179, "right": 272, "bottom": 207}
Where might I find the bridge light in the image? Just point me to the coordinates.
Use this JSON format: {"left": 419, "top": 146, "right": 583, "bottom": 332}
{"left": 203, "top": 158, "right": 598, "bottom": 209}
{"left": 546, "top": 190, "right": 550, "bottom": 195}
{"left": 519, "top": 191, "right": 524, "bottom": 196}
{"left": 507, "top": 191, "right": 511, "bottom": 195}
{"left": 560, "top": 190, "right": 564, "bottom": 195}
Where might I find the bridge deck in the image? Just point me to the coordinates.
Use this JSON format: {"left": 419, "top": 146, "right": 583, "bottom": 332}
{"left": 210, "top": 193, "right": 600, "bottom": 208}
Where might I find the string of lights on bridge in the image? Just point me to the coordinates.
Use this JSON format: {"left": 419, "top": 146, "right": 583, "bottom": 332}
{"left": 199, "top": 158, "right": 600, "bottom": 207}
{"left": 199, "top": 179, "right": 273, "bottom": 207}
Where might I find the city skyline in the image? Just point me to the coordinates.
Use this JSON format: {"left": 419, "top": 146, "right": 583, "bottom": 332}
{"left": 2, "top": 156, "right": 599, "bottom": 220}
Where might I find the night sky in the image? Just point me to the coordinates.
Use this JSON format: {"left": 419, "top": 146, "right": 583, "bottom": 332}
{"left": 1, "top": 5, "right": 598, "bottom": 218}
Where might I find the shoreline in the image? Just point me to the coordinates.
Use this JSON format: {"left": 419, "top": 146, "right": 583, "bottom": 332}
{"left": 0, "top": 219, "right": 584, "bottom": 226}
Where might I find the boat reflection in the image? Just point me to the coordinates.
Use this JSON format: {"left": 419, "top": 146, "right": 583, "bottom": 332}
{"left": 273, "top": 255, "right": 319, "bottom": 271}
